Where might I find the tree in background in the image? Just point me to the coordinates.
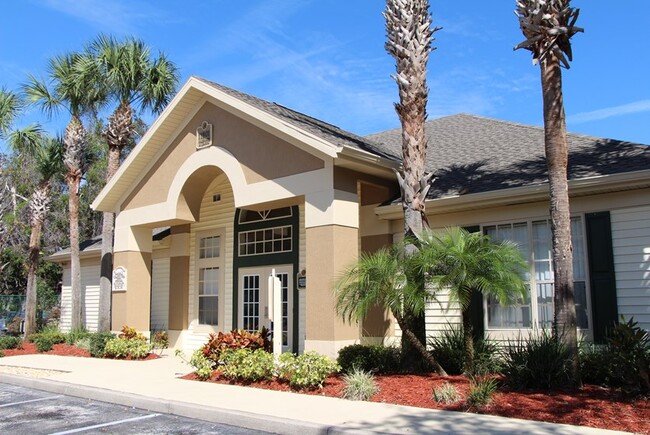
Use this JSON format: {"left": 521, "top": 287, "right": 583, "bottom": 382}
{"left": 419, "top": 227, "right": 528, "bottom": 374}
{"left": 7, "top": 126, "right": 63, "bottom": 338}
{"left": 384, "top": 0, "right": 441, "bottom": 369}
{"left": 514, "top": 0, "right": 583, "bottom": 385}
{"left": 25, "top": 52, "right": 105, "bottom": 330}
{"left": 80, "top": 35, "right": 178, "bottom": 331}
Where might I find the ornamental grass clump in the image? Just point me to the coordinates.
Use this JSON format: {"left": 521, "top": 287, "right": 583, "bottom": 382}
{"left": 466, "top": 377, "right": 498, "bottom": 408}
{"left": 341, "top": 368, "right": 379, "bottom": 401}
{"left": 432, "top": 382, "right": 460, "bottom": 405}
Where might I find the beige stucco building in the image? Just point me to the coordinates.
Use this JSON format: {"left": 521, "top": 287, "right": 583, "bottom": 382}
{"left": 49, "top": 77, "right": 650, "bottom": 356}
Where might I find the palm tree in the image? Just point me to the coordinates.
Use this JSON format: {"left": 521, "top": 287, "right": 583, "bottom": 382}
{"left": 8, "top": 126, "right": 63, "bottom": 338}
{"left": 24, "top": 52, "right": 105, "bottom": 330}
{"left": 514, "top": 0, "right": 583, "bottom": 385}
{"left": 419, "top": 227, "right": 528, "bottom": 374}
{"left": 336, "top": 242, "right": 447, "bottom": 374}
{"left": 81, "top": 35, "right": 178, "bottom": 331}
{"left": 0, "top": 88, "right": 22, "bottom": 137}
{"left": 384, "top": 0, "right": 441, "bottom": 368}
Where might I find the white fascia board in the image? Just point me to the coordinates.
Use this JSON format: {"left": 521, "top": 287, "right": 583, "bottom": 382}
{"left": 375, "top": 169, "right": 650, "bottom": 220}
{"left": 92, "top": 79, "right": 201, "bottom": 211}
{"left": 193, "top": 80, "right": 339, "bottom": 160}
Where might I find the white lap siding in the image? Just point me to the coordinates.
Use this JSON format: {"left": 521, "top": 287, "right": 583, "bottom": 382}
{"left": 60, "top": 259, "right": 100, "bottom": 332}
{"left": 611, "top": 205, "right": 650, "bottom": 331}
{"left": 151, "top": 252, "right": 170, "bottom": 331}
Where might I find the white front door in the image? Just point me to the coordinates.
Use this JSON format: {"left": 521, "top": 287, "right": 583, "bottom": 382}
{"left": 239, "top": 265, "right": 292, "bottom": 351}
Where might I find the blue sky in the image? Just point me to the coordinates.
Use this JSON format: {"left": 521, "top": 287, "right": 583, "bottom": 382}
{"left": 1, "top": 0, "right": 649, "bottom": 154}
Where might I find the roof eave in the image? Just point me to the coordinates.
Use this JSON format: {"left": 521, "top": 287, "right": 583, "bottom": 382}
{"left": 375, "top": 169, "right": 650, "bottom": 220}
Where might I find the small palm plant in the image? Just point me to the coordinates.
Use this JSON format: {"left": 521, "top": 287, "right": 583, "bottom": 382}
{"left": 335, "top": 242, "right": 447, "bottom": 374}
{"left": 418, "top": 227, "right": 528, "bottom": 375}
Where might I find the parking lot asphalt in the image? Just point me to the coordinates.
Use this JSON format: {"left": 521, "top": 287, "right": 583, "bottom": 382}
{"left": 0, "top": 383, "right": 270, "bottom": 435}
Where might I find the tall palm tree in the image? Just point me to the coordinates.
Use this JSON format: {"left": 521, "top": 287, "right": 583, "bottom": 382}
{"left": 419, "top": 227, "right": 528, "bottom": 374}
{"left": 8, "top": 126, "right": 63, "bottom": 338}
{"left": 24, "top": 52, "right": 105, "bottom": 330}
{"left": 514, "top": 0, "right": 583, "bottom": 385}
{"left": 81, "top": 35, "right": 179, "bottom": 331}
{"left": 384, "top": 0, "right": 441, "bottom": 368}
{"left": 335, "top": 242, "right": 447, "bottom": 374}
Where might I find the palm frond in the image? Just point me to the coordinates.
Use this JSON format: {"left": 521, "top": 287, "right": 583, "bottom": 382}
{"left": 0, "top": 88, "right": 23, "bottom": 136}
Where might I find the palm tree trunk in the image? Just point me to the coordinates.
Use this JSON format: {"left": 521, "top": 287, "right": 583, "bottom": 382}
{"left": 24, "top": 212, "right": 43, "bottom": 341}
{"left": 98, "top": 101, "right": 133, "bottom": 332}
{"left": 540, "top": 53, "right": 579, "bottom": 385}
{"left": 462, "top": 308, "right": 475, "bottom": 375}
{"left": 396, "top": 314, "right": 446, "bottom": 375}
{"left": 98, "top": 145, "right": 121, "bottom": 331}
{"left": 65, "top": 115, "right": 86, "bottom": 331}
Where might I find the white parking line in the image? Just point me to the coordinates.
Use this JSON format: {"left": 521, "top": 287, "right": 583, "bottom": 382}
{"left": 0, "top": 395, "right": 63, "bottom": 407}
{"left": 49, "top": 413, "right": 162, "bottom": 434}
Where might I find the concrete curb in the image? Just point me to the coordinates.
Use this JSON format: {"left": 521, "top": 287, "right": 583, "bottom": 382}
{"left": 0, "top": 374, "right": 354, "bottom": 435}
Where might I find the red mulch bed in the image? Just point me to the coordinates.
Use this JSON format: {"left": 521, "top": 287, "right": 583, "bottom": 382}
{"left": 2, "top": 341, "right": 159, "bottom": 360}
{"left": 182, "top": 371, "right": 650, "bottom": 434}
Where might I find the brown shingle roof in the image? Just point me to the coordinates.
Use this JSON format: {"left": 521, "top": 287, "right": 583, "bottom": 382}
{"left": 366, "top": 114, "right": 650, "bottom": 199}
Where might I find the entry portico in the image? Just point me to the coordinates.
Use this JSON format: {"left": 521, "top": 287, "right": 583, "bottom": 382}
{"left": 92, "top": 76, "right": 399, "bottom": 355}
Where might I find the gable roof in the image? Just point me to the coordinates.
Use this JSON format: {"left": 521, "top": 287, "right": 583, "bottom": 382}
{"left": 92, "top": 76, "right": 398, "bottom": 212}
{"left": 194, "top": 77, "right": 399, "bottom": 162}
{"left": 367, "top": 113, "right": 650, "bottom": 200}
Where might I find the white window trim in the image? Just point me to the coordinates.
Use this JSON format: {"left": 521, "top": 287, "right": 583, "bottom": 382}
{"left": 481, "top": 214, "right": 593, "bottom": 333}
{"left": 195, "top": 228, "right": 225, "bottom": 328}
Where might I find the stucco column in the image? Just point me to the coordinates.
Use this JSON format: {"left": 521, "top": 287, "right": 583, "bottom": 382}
{"left": 112, "top": 224, "right": 152, "bottom": 333}
{"left": 168, "top": 225, "right": 190, "bottom": 332}
{"left": 304, "top": 187, "right": 361, "bottom": 358}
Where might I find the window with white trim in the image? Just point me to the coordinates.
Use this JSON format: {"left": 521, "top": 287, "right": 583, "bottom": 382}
{"left": 197, "top": 233, "right": 222, "bottom": 325}
{"left": 238, "top": 226, "right": 292, "bottom": 256}
{"left": 485, "top": 217, "right": 589, "bottom": 329}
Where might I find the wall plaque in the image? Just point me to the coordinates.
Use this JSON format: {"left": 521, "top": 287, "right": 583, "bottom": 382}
{"left": 112, "top": 266, "right": 127, "bottom": 292}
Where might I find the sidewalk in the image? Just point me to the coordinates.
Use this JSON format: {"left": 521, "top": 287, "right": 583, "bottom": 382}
{"left": 0, "top": 351, "right": 631, "bottom": 435}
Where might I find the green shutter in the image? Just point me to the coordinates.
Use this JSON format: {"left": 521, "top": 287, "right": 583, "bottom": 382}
{"left": 463, "top": 225, "right": 484, "bottom": 340}
{"left": 585, "top": 212, "right": 618, "bottom": 343}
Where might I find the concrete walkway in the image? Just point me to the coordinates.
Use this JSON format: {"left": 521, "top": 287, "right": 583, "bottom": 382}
{"left": 0, "top": 351, "right": 631, "bottom": 434}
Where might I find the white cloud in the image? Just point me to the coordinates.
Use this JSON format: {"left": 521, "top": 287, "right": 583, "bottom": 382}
{"left": 568, "top": 100, "right": 650, "bottom": 124}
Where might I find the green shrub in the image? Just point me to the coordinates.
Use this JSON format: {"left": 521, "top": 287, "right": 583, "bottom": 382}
{"left": 188, "top": 349, "right": 214, "bottom": 381}
{"left": 580, "top": 343, "right": 612, "bottom": 387}
{"left": 278, "top": 351, "right": 339, "bottom": 389}
{"left": 341, "top": 368, "right": 379, "bottom": 401}
{"left": 89, "top": 332, "right": 115, "bottom": 358}
{"left": 29, "top": 327, "right": 66, "bottom": 346}
{"left": 337, "top": 344, "right": 401, "bottom": 374}
{"left": 0, "top": 335, "right": 22, "bottom": 350}
{"left": 432, "top": 382, "right": 460, "bottom": 405}
{"left": 0, "top": 350, "right": 4, "bottom": 358}
{"left": 429, "top": 326, "right": 503, "bottom": 375}
{"left": 35, "top": 335, "right": 55, "bottom": 352}
{"left": 608, "top": 317, "right": 650, "bottom": 394}
{"left": 219, "top": 348, "right": 275, "bottom": 382}
{"left": 503, "top": 330, "right": 571, "bottom": 389}
{"left": 104, "top": 337, "right": 152, "bottom": 359}
{"left": 467, "top": 377, "right": 498, "bottom": 408}
{"left": 201, "top": 328, "right": 271, "bottom": 365}
{"left": 66, "top": 327, "right": 91, "bottom": 345}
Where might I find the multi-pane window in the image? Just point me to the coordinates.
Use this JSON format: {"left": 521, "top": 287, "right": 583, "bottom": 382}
{"left": 198, "top": 234, "right": 221, "bottom": 325}
{"left": 242, "top": 274, "right": 260, "bottom": 332}
{"left": 485, "top": 217, "right": 589, "bottom": 329}
{"left": 198, "top": 267, "right": 219, "bottom": 325}
{"left": 238, "top": 226, "right": 292, "bottom": 256}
